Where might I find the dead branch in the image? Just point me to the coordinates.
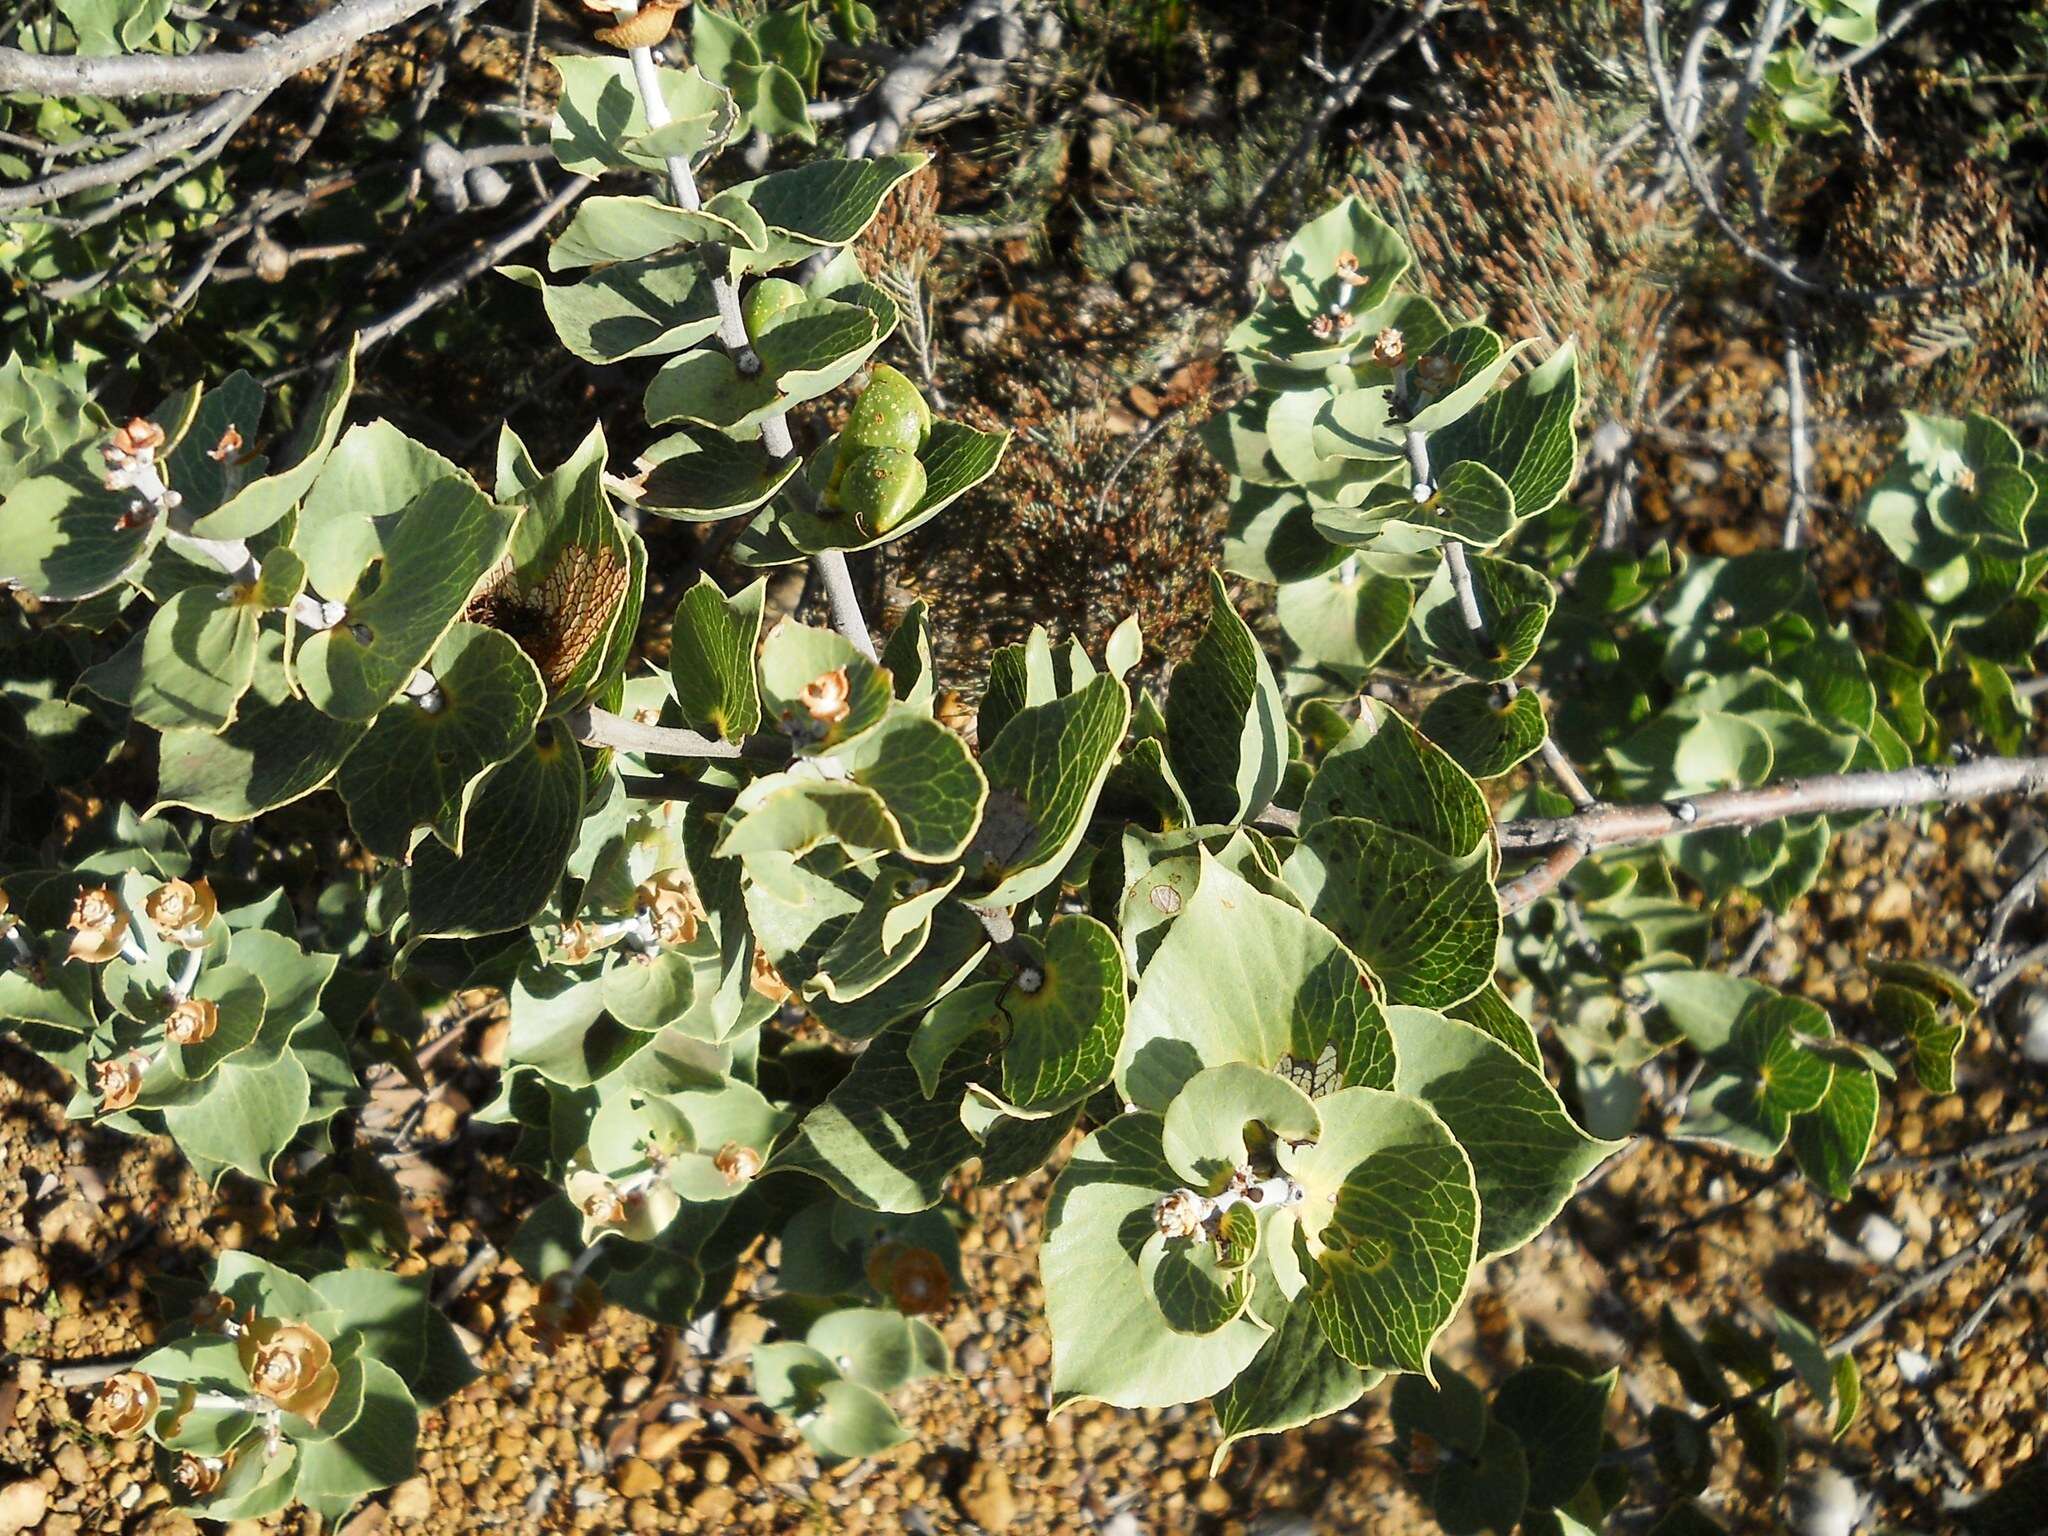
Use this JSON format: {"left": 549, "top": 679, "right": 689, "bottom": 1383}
{"left": 841, "top": 0, "right": 1021, "bottom": 160}
{"left": 0, "top": 0, "right": 438, "bottom": 99}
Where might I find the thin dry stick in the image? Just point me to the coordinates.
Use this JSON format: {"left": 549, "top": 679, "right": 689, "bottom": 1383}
{"left": 1639, "top": 0, "right": 1982, "bottom": 306}
{"left": 1814, "top": 0, "right": 1943, "bottom": 75}
{"left": 267, "top": 174, "right": 592, "bottom": 383}
{"left": 1981, "top": 938, "right": 2048, "bottom": 1005}
{"left": 1245, "top": 0, "right": 1448, "bottom": 220}
{"left": 1780, "top": 314, "right": 1814, "bottom": 548}
{"left": 570, "top": 705, "right": 788, "bottom": 763}
{"left": 841, "top": 0, "right": 1018, "bottom": 159}
{"left": 1609, "top": 1194, "right": 2037, "bottom": 1466}
{"left": 1832, "top": 1202, "right": 2035, "bottom": 1356}
{"left": 0, "top": 0, "right": 438, "bottom": 97}
{"left": 1964, "top": 841, "right": 2048, "bottom": 986}
{"left": 1497, "top": 753, "right": 2048, "bottom": 912}
{"left": 0, "top": 91, "right": 248, "bottom": 212}
{"left": 1862, "top": 1125, "right": 2048, "bottom": 1178}
{"left": 39, "top": 1355, "right": 147, "bottom": 1388}
{"left": 1951, "top": 1224, "right": 2040, "bottom": 1353}
{"left": 3, "top": 91, "right": 268, "bottom": 228}
{"left": 283, "top": 43, "right": 354, "bottom": 166}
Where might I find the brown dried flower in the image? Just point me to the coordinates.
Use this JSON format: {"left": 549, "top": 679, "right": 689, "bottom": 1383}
{"left": 864, "top": 1241, "right": 952, "bottom": 1317}
{"left": 634, "top": 871, "right": 702, "bottom": 948}
{"left": 593, "top": 0, "right": 684, "bottom": 49}
{"left": 712, "top": 1142, "right": 762, "bottom": 1186}
{"left": 110, "top": 418, "right": 165, "bottom": 456}
{"left": 165, "top": 997, "right": 220, "bottom": 1047}
{"left": 172, "top": 1453, "right": 229, "bottom": 1498}
{"left": 1415, "top": 351, "right": 1459, "bottom": 392}
{"left": 207, "top": 427, "right": 243, "bottom": 463}
{"left": 187, "top": 1292, "right": 238, "bottom": 1333}
{"left": 524, "top": 1270, "right": 605, "bottom": 1355}
{"left": 1370, "top": 328, "right": 1407, "bottom": 367}
{"left": 237, "top": 1317, "right": 339, "bottom": 1423}
{"left": 89, "top": 1371, "right": 160, "bottom": 1435}
{"left": 749, "top": 946, "right": 793, "bottom": 1004}
{"left": 800, "top": 666, "right": 852, "bottom": 726}
{"left": 92, "top": 1054, "right": 146, "bottom": 1112}
{"left": 572, "top": 1174, "right": 631, "bottom": 1230}
{"left": 559, "top": 918, "right": 613, "bottom": 964}
{"left": 144, "top": 878, "right": 216, "bottom": 946}
{"left": 67, "top": 885, "right": 130, "bottom": 964}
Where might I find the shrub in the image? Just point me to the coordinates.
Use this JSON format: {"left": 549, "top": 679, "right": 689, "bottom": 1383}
{"left": 2, "top": 3, "right": 2044, "bottom": 1529}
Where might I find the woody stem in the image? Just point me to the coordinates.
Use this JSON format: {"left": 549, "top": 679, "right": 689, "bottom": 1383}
{"left": 169, "top": 947, "right": 203, "bottom": 1002}
{"left": 191, "top": 1389, "right": 270, "bottom": 1414}
{"left": 619, "top": 8, "right": 877, "bottom": 662}
{"left": 1415, "top": 425, "right": 1595, "bottom": 814}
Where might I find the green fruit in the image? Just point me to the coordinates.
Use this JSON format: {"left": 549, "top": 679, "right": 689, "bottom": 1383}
{"left": 842, "top": 364, "right": 932, "bottom": 457}
{"left": 836, "top": 447, "right": 927, "bottom": 536}
{"left": 742, "top": 278, "right": 808, "bottom": 341}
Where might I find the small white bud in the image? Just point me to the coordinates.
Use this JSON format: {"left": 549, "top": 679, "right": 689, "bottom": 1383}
{"left": 1855, "top": 1212, "right": 1903, "bottom": 1265}
{"left": 2005, "top": 983, "right": 2048, "bottom": 1066}
{"left": 1787, "top": 1468, "right": 1862, "bottom": 1536}
{"left": 467, "top": 165, "right": 511, "bottom": 209}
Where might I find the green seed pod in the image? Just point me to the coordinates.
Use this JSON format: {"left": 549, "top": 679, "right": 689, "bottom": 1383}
{"left": 837, "top": 447, "right": 927, "bottom": 536}
{"left": 742, "top": 278, "right": 808, "bottom": 342}
{"left": 841, "top": 364, "right": 932, "bottom": 457}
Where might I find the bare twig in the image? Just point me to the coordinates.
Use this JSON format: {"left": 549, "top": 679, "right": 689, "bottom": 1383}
{"left": 1980, "top": 938, "right": 2048, "bottom": 1005}
{"left": 433, "top": 1241, "right": 500, "bottom": 1306}
{"left": 1499, "top": 754, "right": 2048, "bottom": 911}
{"left": 1832, "top": 1202, "right": 2036, "bottom": 1356}
{"left": 569, "top": 706, "right": 788, "bottom": 763}
{"left": 268, "top": 174, "right": 590, "bottom": 383}
{"left": 1951, "top": 1222, "right": 2040, "bottom": 1352}
{"left": 1670, "top": 0, "right": 1732, "bottom": 143}
{"left": 1639, "top": 0, "right": 1983, "bottom": 306}
{"left": 0, "top": 92, "right": 251, "bottom": 213}
{"left": 2, "top": 90, "right": 270, "bottom": 232}
{"left": 1814, "top": 0, "right": 1943, "bottom": 75}
{"left": 1610, "top": 1195, "right": 2038, "bottom": 1467}
{"left": 1863, "top": 1125, "right": 2048, "bottom": 1179}
{"left": 1965, "top": 840, "right": 2048, "bottom": 987}
{"left": 1092, "top": 397, "right": 1200, "bottom": 517}
{"left": 0, "top": 0, "right": 439, "bottom": 98}
{"left": 1245, "top": 0, "right": 1447, "bottom": 220}
{"left": 1780, "top": 312, "right": 1814, "bottom": 548}
{"left": 515, "top": 0, "right": 548, "bottom": 200}
{"left": 37, "top": 1353, "right": 149, "bottom": 1388}
{"left": 841, "top": 0, "right": 1019, "bottom": 159}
